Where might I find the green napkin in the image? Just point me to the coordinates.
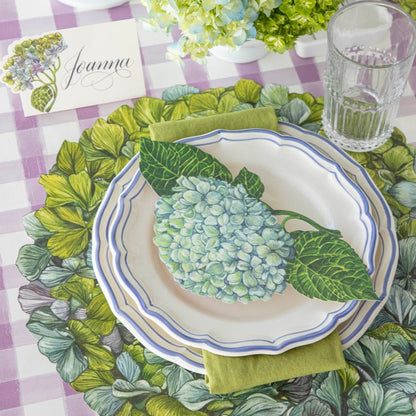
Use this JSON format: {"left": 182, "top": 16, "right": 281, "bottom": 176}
{"left": 149, "top": 107, "right": 347, "bottom": 394}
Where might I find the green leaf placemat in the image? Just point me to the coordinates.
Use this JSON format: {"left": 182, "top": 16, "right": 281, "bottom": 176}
{"left": 16, "top": 79, "right": 416, "bottom": 416}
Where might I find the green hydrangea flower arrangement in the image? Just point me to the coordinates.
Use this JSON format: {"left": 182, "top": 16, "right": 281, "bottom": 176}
{"left": 139, "top": 0, "right": 342, "bottom": 62}
{"left": 140, "top": 136, "right": 379, "bottom": 304}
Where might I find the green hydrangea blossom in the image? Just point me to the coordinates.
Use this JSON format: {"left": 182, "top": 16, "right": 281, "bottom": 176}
{"left": 153, "top": 175, "right": 295, "bottom": 304}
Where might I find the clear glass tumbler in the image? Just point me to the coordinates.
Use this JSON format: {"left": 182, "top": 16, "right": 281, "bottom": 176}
{"left": 322, "top": 1, "right": 416, "bottom": 152}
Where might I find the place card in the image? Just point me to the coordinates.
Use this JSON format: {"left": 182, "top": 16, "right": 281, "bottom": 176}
{"left": 1, "top": 19, "right": 146, "bottom": 116}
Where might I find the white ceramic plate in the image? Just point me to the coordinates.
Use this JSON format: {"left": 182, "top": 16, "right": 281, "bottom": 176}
{"left": 92, "top": 122, "right": 397, "bottom": 372}
{"left": 107, "top": 129, "right": 377, "bottom": 356}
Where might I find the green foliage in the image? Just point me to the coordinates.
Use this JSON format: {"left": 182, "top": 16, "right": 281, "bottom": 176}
{"left": 286, "top": 231, "right": 378, "bottom": 302}
{"left": 255, "top": 0, "right": 342, "bottom": 53}
{"left": 31, "top": 85, "right": 54, "bottom": 112}
{"left": 139, "top": 137, "right": 233, "bottom": 196}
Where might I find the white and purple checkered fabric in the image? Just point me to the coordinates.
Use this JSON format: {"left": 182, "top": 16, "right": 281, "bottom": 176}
{"left": 1, "top": 1, "right": 416, "bottom": 415}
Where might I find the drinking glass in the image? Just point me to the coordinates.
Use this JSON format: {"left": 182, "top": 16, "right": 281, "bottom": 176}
{"left": 322, "top": 1, "right": 416, "bottom": 152}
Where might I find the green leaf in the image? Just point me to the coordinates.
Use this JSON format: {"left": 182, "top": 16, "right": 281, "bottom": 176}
{"left": 257, "top": 83, "right": 289, "bottom": 110}
{"left": 133, "top": 97, "right": 166, "bottom": 127}
{"left": 217, "top": 91, "right": 240, "bottom": 113}
{"left": 162, "top": 85, "right": 200, "bottom": 101}
{"left": 116, "top": 352, "right": 141, "bottom": 383}
{"left": 290, "top": 397, "right": 333, "bottom": 416}
{"left": 37, "top": 328, "right": 88, "bottom": 382}
{"left": 189, "top": 93, "right": 218, "bottom": 113}
{"left": 231, "top": 167, "right": 265, "bottom": 199}
{"left": 16, "top": 244, "right": 52, "bottom": 281}
{"left": 28, "top": 307, "right": 66, "bottom": 329}
{"left": 56, "top": 141, "right": 86, "bottom": 175}
{"left": 146, "top": 395, "right": 207, "bottom": 416}
{"left": 234, "top": 79, "right": 262, "bottom": 103}
{"left": 163, "top": 364, "right": 193, "bottom": 396}
{"left": 280, "top": 98, "right": 311, "bottom": 125}
{"left": 286, "top": 231, "right": 378, "bottom": 301}
{"left": 69, "top": 319, "right": 100, "bottom": 344}
{"left": 35, "top": 206, "right": 89, "bottom": 258}
{"left": 163, "top": 99, "right": 191, "bottom": 121}
{"left": 91, "top": 119, "right": 125, "bottom": 158}
{"left": 383, "top": 146, "right": 416, "bottom": 182}
{"left": 172, "top": 379, "right": 217, "bottom": 411}
{"left": 229, "top": 393, "right": 289, "bottom": 416}
{"left": 107, "top": 105, "right": 140, "bottom": 135}
{"left": 31, "top": 85, "right": 54, "bottom": 112}
{"left": 84, "top": 386, "right": 126, "bottom": 416}
{"left": 39, "top": 265, "right": 75, "bottom": 287}
{"left": 112, "top": 379, "right": 161, "bottom": 399}
{"left": 85, "top": 293, "right": 116, "bottom": 335}
{"left": 22, "top": 211, "right": 53, "bottom": 242}
{"left": 348, "top": 381, "right": 415, "bottom": 415}
{"left": 367, "top": 323, "right": 413, "bottom": 342}
{"left": 337, "top": 363, "right": 360, "bottom": 393}
{"left": 83, "top": 342, "right": 115, "bottom": 371}
{"left": 315, "top": 371, "right": 342, "bottom": 415}
{"left": 50, "top": 275, "right": 95, "bottom": 305}
{"left": 139, "top": 138, "right": 232, "bottom": 196}
{"left": 389, "top": 181, "right": 416, "bottom": 208}
{"left": 71, "top": 369, "right": 115, "bottom": 392}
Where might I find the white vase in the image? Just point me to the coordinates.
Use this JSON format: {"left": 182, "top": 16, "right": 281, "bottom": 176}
{"left": 57, "top": 0, "right": 129, "bottom": 10}
{"left": 209, "top": 39, "right": 268, "bottom": 63}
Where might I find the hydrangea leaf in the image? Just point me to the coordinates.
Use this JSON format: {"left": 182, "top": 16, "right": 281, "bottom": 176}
{"left": 139, "top": 138, "right": 232, "bottom": 196}
{"left": 217, "top": 91, "right": 240, "bottom": 113}
{"left": 286, "top": 231, "right": 378, "bottom": 301}
{"left": 257, "top": 83, "right": 289, "bottom": 110}
{"left": 50, "top": 275, "right": 95, "bottom": 306}
{"left": 107, "top": 105, "right": 140, "bottom": 135}
{"left": 84, "top": 386, "right": 126, "bottom": 416}
{"left": 16, "top": 244, "right": 52, "bottom": 281}
{"left": 56, "top": 141, "right": 86, "bottom": 175}
{"left": 163, "top": 99, "right": 191, "bottom": 121}
{"left": 71, "top": 368, "right": 115, "bottom": 392}
{"left": 389, "top": 181, "right": 416, "bottom": 208}
{"left": 337, "top": 363, "right": 360, "bottom": 393}
{"left": 133, "top": 97, "right": 166, "bottom": 127}
{"left": 234, "top": 79, "right": 262, "bottom": 103}
{"left": 31, "top": 85, "right": 54, "bottom": 112}
{"left": 229, "top": 393, "right": 289, "bottom": 416}
{"left": 163, "top": 364, "right": 194, "bottom": 396}
{"left": 145, "top": 395, "right": 208, "bottom": 416}
{"left": 383, "top": 146, "right": 416, "bottom": 182}
{"left": 231, "top": 167, "right": 265, "bottom": 199}
{"left": 91, "top": 119, "right": 125, "bottom": 158}
{"left": 116, "top": 352, "right": 141, "bottom": 383}
{"left": 315, "top": 371, "right": 342, "bottom": 415}
{"left": 35, "top": 206, "right": 89, "bottom": 258}
{"left": 290, "top": 396, "right": 333, "bottom": 416}
{"left": 28, "top": 307, "right": 66, "bottom": 329}
{"left": 347, "top": 381, "right": 415, "bottom": 416}
{"left": 344, "top": 336, "right": 416, "bottom": 394}
{"left": 37, "top": 328, "right": 88, "bottom": 382}
{"left": 22, "top": 211, "right": 54, "bottom": 242}
{"left": 161, "top": 85, "right": 200, "bottom": 101}
{"left": 83, "top": 343, "right": 116, "bottom": 371}
{"left": 112, "top": 379, "right": 161, "bottom": 399}
{"left": 84, "top": 293, "right": 116, "bottom": 336}
{"left": 279, "top": 98, "right": 311, "bottom": 125}
{"left": 189, "top": 93, "right": 218, "bottom": 113}
{"left": 172, "top": 379, "right": 218, "bottom": 411}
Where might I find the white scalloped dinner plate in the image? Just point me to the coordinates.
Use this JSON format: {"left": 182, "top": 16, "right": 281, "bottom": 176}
{"left": 92, "top": 123, "right": 397, "bottom": 372}
{"left": 106, "top": 129, "right": 378, "bottom": 356}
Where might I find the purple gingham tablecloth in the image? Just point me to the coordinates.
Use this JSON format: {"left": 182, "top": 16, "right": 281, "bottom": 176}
{"left": 1, "top": 1, "right": 416, "bottom": 415}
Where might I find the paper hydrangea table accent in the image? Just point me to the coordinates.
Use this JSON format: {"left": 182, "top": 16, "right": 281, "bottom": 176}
{"left": 139, "top": 137, "right": 378, "bottom": 304}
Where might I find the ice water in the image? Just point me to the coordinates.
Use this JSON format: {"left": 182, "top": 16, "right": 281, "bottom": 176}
{"left": 323, "top": 46, "right": 404, "bottom": 152}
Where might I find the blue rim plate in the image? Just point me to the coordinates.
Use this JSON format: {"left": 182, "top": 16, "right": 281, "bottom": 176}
{"left": 92, "top": 122, "right": 397, "bottom": 371}
{"left": 106, "top": 128, "right": 378, "bottom": 356}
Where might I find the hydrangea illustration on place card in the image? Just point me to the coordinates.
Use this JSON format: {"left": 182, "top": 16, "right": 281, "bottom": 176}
{"left": 1, "top": 32, "right": 67, "bottom": 112}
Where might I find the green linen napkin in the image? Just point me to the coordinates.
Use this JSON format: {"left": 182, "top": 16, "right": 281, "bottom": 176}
{"left": 149, "top": 107, "right": 347, "bottom": 394}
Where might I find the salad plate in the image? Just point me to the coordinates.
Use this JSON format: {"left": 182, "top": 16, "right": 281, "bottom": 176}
{"left": 107, "top": 129, "right": 377, "bottom": 356}
{"left": 92, "top": 122, "right": 397, "bottom": 372}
